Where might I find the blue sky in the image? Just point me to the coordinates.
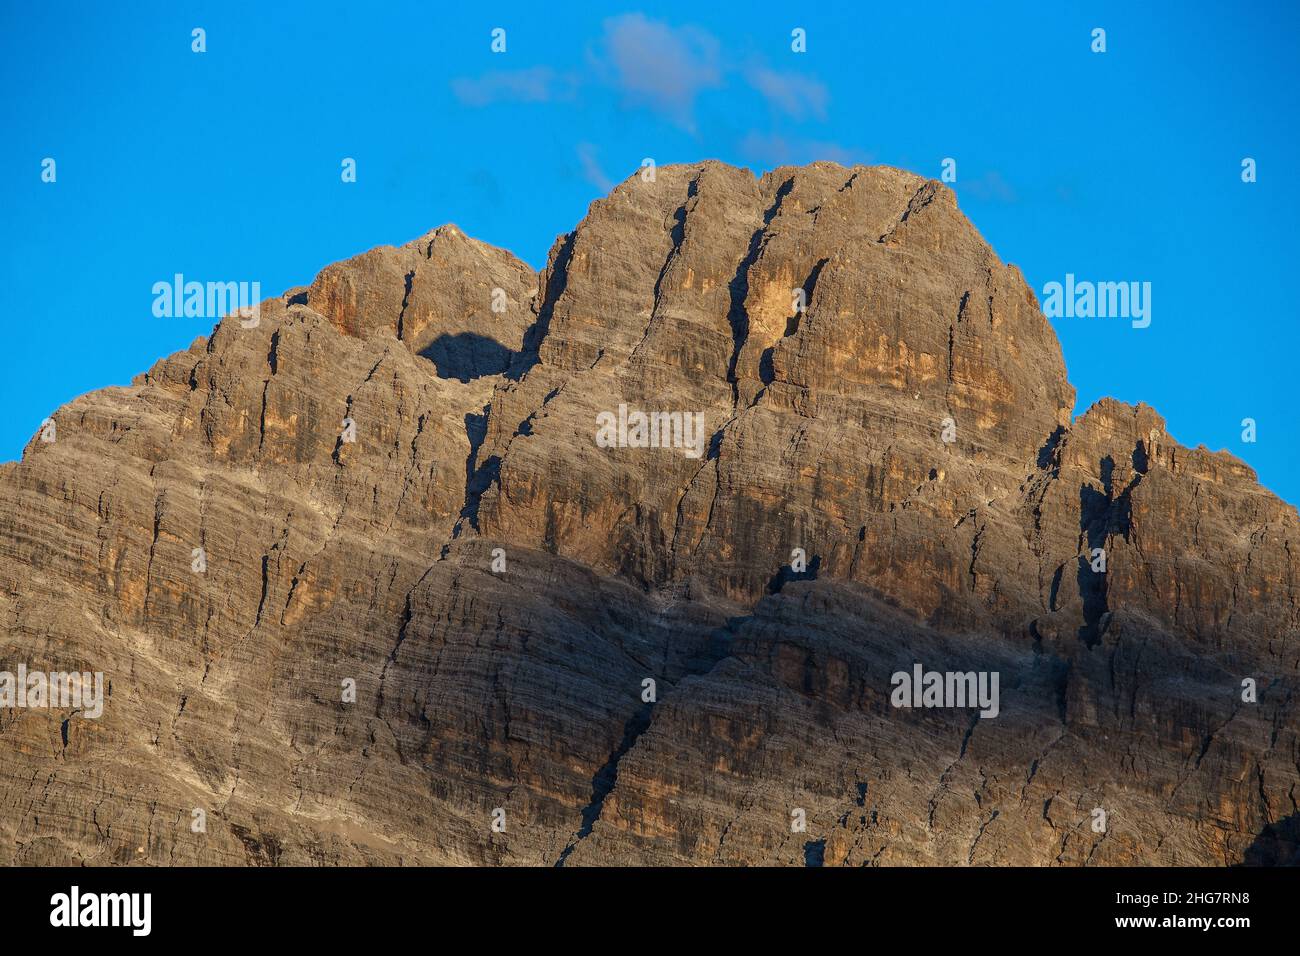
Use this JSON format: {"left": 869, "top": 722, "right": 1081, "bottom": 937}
{"left": 2, "top": 1, "right": 1296, "bottom": 502}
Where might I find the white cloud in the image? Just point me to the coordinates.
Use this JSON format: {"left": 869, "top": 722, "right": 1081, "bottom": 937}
{"left": 451, "top": 67, "right": 577, "bottom": 107}
{"left": 738, "top": 132, "right": 861, "bottom": 167}
{"left": 593, "top": 14, "right": 722, "bottom": 129}
{"left": 576, "top": 143, "right": 613, "bottom": 192}
{"left": 962, "top": 170, "right": 1017, "bottom": 203}
{"left": 747, "top": 68, "right": 828, "bottom": 121}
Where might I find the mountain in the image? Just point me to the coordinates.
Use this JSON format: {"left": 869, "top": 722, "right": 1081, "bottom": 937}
{"left": 2, "top": 161, "right": 1297, "bottom": 866}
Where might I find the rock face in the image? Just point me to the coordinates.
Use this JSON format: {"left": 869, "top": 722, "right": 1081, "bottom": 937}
{"left": 1, "top": 162, "right": 1297, "bottom": 866}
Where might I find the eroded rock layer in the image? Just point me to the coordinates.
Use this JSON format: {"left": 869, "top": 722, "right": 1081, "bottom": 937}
{"left": 1, "top": 163, "right": 1297, "bottom": 866}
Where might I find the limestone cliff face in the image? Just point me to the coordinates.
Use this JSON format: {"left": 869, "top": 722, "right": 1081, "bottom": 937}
{"left": 1, "top": 162, "right": 1296, "bottom": 866}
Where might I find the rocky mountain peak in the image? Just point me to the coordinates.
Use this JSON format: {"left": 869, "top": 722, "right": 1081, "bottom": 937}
{"left": 1, "top": 162, "right": 1296, "bottom": 867}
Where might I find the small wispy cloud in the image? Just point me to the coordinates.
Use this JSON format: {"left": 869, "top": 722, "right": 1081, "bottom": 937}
{"left": 746, "top": 67, "right": 828, "bottom": 121}
{"left": 576, "top": 142, "right": 613, "bottom": 192}
{"left": 738, "top": 131, "right": 862, "bottom": 167}
{"left": 592, "top": 13, "right": 722, "bottom": 129}
{"left": 962, "top": 170, "right": 1017, "bottom": 203}
{"left": 450, "top": 67, "right": 577, "bottom": 107}
{"left": 451, "top": 18, "right": 838, "bottom": 148}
